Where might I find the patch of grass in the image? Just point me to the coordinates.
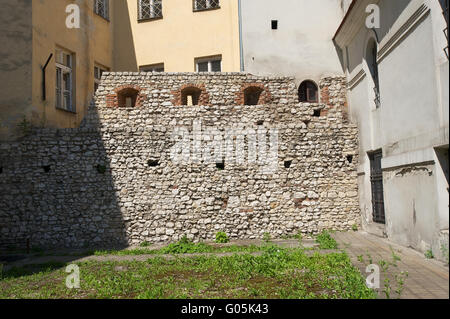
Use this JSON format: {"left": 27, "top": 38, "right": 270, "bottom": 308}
{"left": 425, "top": 249, "right": 434, "bottom": 259}
{"left": 215, "top": 232, "right": 229, "bottom": 244}
{"left": 0, "top": 247, "right": 376, "bottom": 299}
{"left": 263, "top": 232, "right": 271, "bottom": 243}
{"left": 94, "top": 240, "right": 263, "bottom": 256}
{"left": 315, "top": 230, "right": 338, "bottom": 250}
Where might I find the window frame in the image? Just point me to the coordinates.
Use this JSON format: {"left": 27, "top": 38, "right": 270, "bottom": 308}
{"left": 195, "top": 56, "right": 222, "bottom": 73}
{"left": 193, "top": 0, "right": 221, "bottom": 12}
{"left": 55, "top": 48, "right": 75, "bottom": 113}
{"left": 138, "top": 0, "right": 163, "bottom": 22}
{"left": 298, "top": 80, "right": 318, "bottom": 103}
{"left": 94, "top": 64, "right": 109, "bottom": 93}
{"left": 139, "top": 63, "right": 165, "bottom": 72}
{"left": 94, "top": 0, "right": 110, "bottom": 21}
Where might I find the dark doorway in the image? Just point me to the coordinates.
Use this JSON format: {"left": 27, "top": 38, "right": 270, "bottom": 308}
{"left": 369, "top": 150, "right": 386, "bottom": 224}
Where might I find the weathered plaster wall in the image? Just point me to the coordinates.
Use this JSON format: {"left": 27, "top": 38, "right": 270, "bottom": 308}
{"left": 0, "top": 73, "right": 359, "bottom": 249}
{"left": 31, "top": 0, "right": 115, "bottom": 132}
{"left": 0, "top": 0, "right": 33, "bottom": 141}
{"left": 241, "top": 0, "right": 347, "bottom": 86}
{"left": 336, "top": 0, "right": 449, "bottom": 260}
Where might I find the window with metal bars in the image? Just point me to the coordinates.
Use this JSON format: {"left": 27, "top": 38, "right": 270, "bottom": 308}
{"left": 369, "top": 150, "right": 385, "bottom": 224}
{"left": 138, "top": 0, "right": 163, "bottom": 21}
{"left": 94, "top": 0, "right": 109, "bottom": 20}
{"left": 193, "top": 0, "right": 220, "bottom": 12}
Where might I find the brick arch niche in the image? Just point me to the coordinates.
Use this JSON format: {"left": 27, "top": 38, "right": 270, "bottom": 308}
{"left": 235, "top": 83, "right": 272, "bottom": 105}
{"left": 172, "top": 84, "right": 210, "bottom": 106}
{"left": 106, "top": 85, "right": 147, "bottom": 108}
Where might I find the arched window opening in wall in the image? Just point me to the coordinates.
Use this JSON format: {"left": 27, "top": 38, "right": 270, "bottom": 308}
{"left": 117, "top": 87, "right": 139, "bottom": 107}
{"left": 181, "top": 86, "right": 202, "bottom": 106}
{"left": 298, "top": 81, "right": 318, "bottom": 103}
{"left": 244, "top": 86, "right": 264, "bottom": 105}
{"left": 366, "top": 38, "right": 381, "bottom": 108}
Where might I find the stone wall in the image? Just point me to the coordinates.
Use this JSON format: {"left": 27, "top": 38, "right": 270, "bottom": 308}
{"left": 0, "top": 73, "right": 360, "bottom": 249}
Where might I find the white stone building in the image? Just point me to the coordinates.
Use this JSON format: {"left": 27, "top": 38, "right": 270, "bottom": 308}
{"left": 334, "top": 0, "right": 449, "bottom": 261}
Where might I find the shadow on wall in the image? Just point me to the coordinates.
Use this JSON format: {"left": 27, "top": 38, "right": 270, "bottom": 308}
{"left": 0, "top": 104, "right": 128, "bottom": 251}
{"left": 113, "top": 0, "right": 138, "bottom": 71}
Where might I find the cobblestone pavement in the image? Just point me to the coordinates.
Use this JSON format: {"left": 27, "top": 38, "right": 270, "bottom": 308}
{"left": 333, "top": 231, "right": 449, "bottom": 299}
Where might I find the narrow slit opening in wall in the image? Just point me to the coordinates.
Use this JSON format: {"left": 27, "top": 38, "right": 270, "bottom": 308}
{"left": 42, "top": 165, "right": 51, "bottom": 173}
{"left": 284, "top": 160, "right": 292, "bottom": 169}
{"left": 0, "top": 166, "right": 3, "bottom": 174}
{"left": 313, "top": 109, "right": 321, "bottom": 117}
{"left": 148, "top": 160, "right": 159, "bottom": 167}
{"left": 271, "top": 20, "right": 278, "bottom": 30}
{"left": 256, "top": 120, "right": 264, "bottom": 126}
{"left": 216, "top": 161, "right": 225, "bottom": 170}
{"left": 346, "top": 155, "right": 354, "bottom": 164}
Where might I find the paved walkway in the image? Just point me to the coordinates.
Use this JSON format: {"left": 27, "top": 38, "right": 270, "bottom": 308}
{"left": 333, "top": 231, "right": 449, "bottom": 299}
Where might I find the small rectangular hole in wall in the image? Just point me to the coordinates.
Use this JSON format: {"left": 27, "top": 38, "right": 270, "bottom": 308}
{"left": 0, "top": 167, "right": 2, "bottom": 174}
{"left": 42, "top": 165, "right": 51, "bottom": 173}
{"left": 284, "top": 160, "right": 292, "bottom": 169}
{"left": 313, "top": 109, "right": 321, "bottom": 117}
{"left": 256, "top": 120, "right": 264, "bottom": 126}
{"left": 148, "top": 160, "right": 159, "bottom": 167}
{"left": 346, "top": 155, "right": 354, "bottom": 164}
{"left": 271, "top": 20, "right": 278, "bottom": 30}
{"left": 96, "top": 164, "right": 106, "bottom": 174}
{"left": 216, "top": 162, "right": 225, "bottom": 170}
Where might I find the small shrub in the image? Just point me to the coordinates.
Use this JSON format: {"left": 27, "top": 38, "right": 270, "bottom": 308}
{"left": 425, "top": 249, "right": 434, "bottom": 259}
{"left": 352, "top": 224, "right": 358, "bottom": 232}
{"left": 215, "top": 232, "right": 229, "bottom": 244}
{"left": 263, "top": 232, "right": 271, "bottom": 243}
{"left": 315, "top": 230, "right": 338, "bottom": 249}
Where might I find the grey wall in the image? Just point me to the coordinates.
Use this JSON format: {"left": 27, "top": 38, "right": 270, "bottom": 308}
{"left": 240, "top": 0, "right": 347, "bottom": 90}
{"left": 338, "top": 0, "right": 449, "bottom": 260}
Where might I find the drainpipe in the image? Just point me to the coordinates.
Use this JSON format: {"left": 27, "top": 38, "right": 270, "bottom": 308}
{"left": 238, "top": 0, "right": 244, "bottom": 72}
{"left": 42, "top": 53, "right": 53, "bottom": 101}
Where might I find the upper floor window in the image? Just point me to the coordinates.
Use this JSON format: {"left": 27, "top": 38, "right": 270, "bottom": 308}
{"left": 195, "top": 56, "right": 221, "bottom": 72}
{"left": 193, "top": 0, "right": 220, "bottom": 12}
{"left": 55, "top": 48, "right": 75, "bottom": 112}
{"left": 298, "top": 80, "right": 318, "bottom": 103}
{"left": 366, "top": 38, "right": 381, "bottom": 108}
{"left": 94, "top": 0, "right": 109, "bottom": 20}
{"left": 138, "top": 0, "right": 163, "bottom": 21}
{"left": 140, "top": 63, "right": 165, "bottom": 72}
{"left": 94, "top": 64, "right": 109, "bottom": 93}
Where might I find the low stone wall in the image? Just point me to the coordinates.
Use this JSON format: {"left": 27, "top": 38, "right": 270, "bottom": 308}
{"left": 0, "top": 73, "right": 360, "bottom": 249}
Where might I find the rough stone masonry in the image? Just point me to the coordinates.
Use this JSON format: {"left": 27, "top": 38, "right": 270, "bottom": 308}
{"left": 0, "top": 73, "right": 360, "bottom": 249}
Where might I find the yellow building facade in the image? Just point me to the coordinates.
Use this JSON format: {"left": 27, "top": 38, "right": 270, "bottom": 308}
{"left": 0, "top": 0, "right": 240, "bottom": 141}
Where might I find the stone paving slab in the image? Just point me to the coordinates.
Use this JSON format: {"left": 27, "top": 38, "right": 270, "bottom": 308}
{"left": 333, "top": 231, "right": 449, "bottom": 299}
